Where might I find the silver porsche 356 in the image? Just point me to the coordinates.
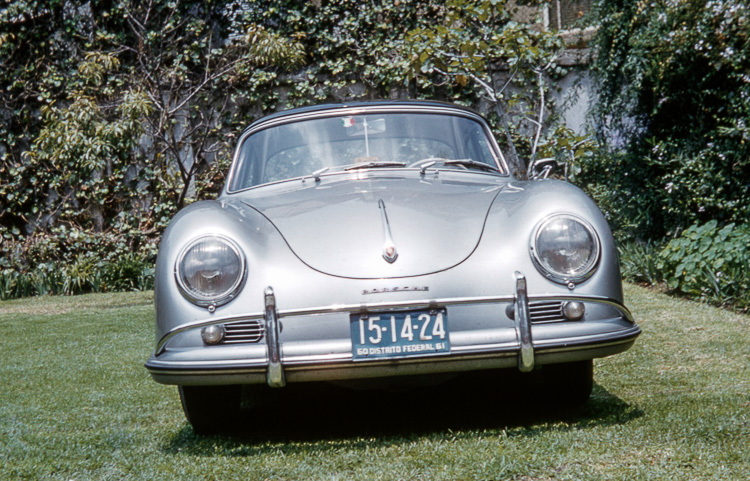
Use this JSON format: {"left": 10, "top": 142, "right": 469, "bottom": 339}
{"left": 145, "top": 101, "right": 640, "bottom": 434}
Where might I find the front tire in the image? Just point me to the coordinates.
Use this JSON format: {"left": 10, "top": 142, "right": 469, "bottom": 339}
{"left": 178, "top": 385, "right": 242, "bottom": 435}
{"left": 542, "top": 360, "right": 594, "bottom": 407}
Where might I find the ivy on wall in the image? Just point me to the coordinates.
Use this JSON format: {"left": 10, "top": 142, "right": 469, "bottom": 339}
{"left": 0, "top": 0, "right": 574, "bottom": 298}
{"left": 585, "top": 0, "right": 750, "bottom": 240}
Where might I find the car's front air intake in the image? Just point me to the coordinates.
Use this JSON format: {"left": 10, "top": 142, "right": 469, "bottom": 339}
{"left": 223, "top": 320, "right": 265, "bottom": 344}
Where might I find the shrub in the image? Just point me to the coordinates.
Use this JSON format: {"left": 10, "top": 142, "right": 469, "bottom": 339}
{"left": 590, "top": 0, "right": 750, "bottom": 238}
{"left": 659, "top": 221, "right": 750, "bottom": 310}
{"left": 101, "top": 254, "right": 155, "bottom": 293}
{"left": 0, "top": 228, "right": 156, "bottom": 300}
{"left": 617, "top": 241, "right": 665, "bottom": 287}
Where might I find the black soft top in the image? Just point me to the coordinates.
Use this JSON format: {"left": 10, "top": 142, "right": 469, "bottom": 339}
{"left": 241, "top": 100, "right": 483, "bottom": 135}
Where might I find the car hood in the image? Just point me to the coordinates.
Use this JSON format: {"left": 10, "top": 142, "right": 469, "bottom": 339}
{"left": 235, "top": 174, "right": 506, "bottom": 279}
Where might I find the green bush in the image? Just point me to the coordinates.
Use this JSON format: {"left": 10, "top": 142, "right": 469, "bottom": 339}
{"left": 0, "top": 258, "right": 154, "bottom": 301}
{"left": 617, "top": 241, "right": 664, "bottom": 287}
{"left": 1, "top": 1, "right": 571, "bottom": 300}
{"left": 576, "top": 148, "right": 664, "bottom": 241}
{"left": 0, "top": 227, "right": 156, "bottom": 300}
{"left": 590, "top": 0, "right": 750, "bottom": 239}
{"left": 616, "top": 221, "right": 750, "bottom": 311}
{"left": 659, "top": 221, "right": 750, "bottom": 310}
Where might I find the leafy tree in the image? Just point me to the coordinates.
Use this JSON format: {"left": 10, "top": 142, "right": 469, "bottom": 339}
{"left": 113, "top": 2, "right": 304, "bottom": 209}
{"left": 0, "top": 1, "right": 303, "bottom": 236}
{"left": 587, "top": 0, "right": 750, "bottom": 239}
{"left": 0, "top": 0, "right": 571, "bottom": 298}
{"left": 0, "top": 0, "right": 304, "bottom": 296}
{"left": 404, "top": 0, "right": 584, "bottom": 176}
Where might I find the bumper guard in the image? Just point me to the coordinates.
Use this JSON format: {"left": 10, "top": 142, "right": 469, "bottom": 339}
{"left": 150, "top": 272, "right": 636, "bottom": 387}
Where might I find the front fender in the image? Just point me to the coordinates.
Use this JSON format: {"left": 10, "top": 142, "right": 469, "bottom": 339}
{"left": 478, "top": 180, "right": 623, "bottom": 303}
{"left": 154, "top": 200, "right": 300, "bottom": 345}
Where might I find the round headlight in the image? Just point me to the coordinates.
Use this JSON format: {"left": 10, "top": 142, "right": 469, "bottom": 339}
{"left": 530, "top": 214, "right": 600, "bottom": 284}
{"left": 176, "top": 235, "right": 246, "bottom": 307}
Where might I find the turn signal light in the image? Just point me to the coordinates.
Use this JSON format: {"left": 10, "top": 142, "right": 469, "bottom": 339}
{"left": 562, "top": 301, "right": 586, "bottom": 321}
{"left": 201, "top": 325, "right": 226, "bottom": 345}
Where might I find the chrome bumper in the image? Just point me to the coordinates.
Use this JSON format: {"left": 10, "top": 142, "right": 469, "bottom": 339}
{"left": 146, "top": 273, "right": 639, "bottom": 387}
{"left": 514, "top": 272, "right": 534, "bottom": 373}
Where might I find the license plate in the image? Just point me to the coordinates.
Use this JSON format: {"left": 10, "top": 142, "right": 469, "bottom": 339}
{"left": 350, "top": 309, "right": 450, "bottom": 360}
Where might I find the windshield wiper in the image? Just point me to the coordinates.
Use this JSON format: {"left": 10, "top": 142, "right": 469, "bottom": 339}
{"left": 344, "top": 161, "right": 406, "bottom": 171}
{"left": 444, "top": 159, "right": 501, "bottom": 173}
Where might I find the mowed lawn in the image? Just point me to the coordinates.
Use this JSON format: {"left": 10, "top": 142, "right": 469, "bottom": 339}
{"left": 0, "top": 285, "right": 747, "bottom": 480}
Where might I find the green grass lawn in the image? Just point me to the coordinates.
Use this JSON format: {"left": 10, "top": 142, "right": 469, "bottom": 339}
{"left": 1, "top": 285, "right": 748, "bottom": 480}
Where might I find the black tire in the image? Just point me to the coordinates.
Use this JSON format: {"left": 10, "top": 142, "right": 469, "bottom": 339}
{"left": 178, "top": 384, "right": 242, "bottom": 435}
{"left": 542, "top": 360, "right": 594, "bottom": 407}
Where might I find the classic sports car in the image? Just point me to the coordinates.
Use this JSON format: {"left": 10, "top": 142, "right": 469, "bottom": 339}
{"left": 145, "top": 101, "right": 640, "bottom": 434}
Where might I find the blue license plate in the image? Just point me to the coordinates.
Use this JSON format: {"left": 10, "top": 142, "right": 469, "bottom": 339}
{"left": 350, "top": 309, "right": 450, "bottom": 360}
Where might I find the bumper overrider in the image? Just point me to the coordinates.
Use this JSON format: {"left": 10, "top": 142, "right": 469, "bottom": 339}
{"left": 145, "top": 272, "right": 641, "bottom": 387}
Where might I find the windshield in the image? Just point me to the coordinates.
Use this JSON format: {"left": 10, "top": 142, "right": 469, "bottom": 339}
{"left": 228, "top": 112, "right": 504, "bottom": 191}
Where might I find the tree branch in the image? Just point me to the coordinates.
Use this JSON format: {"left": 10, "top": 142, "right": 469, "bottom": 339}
{"left": 528, "top": 69, "right": 546, "bottom": 179}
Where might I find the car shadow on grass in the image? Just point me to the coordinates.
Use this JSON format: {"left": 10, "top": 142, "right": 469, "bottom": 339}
{"left": 162, "top": 369, "right": 644, "bottom": 456}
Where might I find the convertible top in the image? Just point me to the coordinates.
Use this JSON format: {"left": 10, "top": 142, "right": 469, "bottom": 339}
{"left": 241, "top": 100, "right": 483, "bottom": 135}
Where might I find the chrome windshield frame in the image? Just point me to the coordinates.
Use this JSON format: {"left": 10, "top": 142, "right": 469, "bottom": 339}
{"left": 224, "top": 103, "right": 511, "bottom": 195}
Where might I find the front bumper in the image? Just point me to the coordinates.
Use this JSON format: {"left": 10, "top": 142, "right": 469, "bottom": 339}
{"left": 145, "top": 272, "right": 640, "bottom": 386}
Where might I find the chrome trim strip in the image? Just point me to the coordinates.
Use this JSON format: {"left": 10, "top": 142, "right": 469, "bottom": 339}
{"left": 146, "top": 360, "right": 268, "bottom": 371}
{"left": 146, "top": 368, "right": 266, "bottom": 376}
{"left": 515, "top": 272, "right": 535, "bottom": 372}
{"left": 533, "top": 325, "right": 642, "bottom": 351}
{"left": 146, "top": 330, "right": 640, "bottom": 378}
{"left": 264, "top": 287, "right": 286, "bottom": 388}
{"left": 224, "top": 103, "right": 510, "bottom": 194}
{"left": 449, "top": 341, "right": 524, "bottom": 354}
{"left": 378, "top": 199, "right": 398, "bottom": 263}
{"left": 153, "top": 292, "right": 634, "bottom": 355}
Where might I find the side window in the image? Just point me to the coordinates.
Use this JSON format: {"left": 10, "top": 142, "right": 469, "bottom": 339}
{"left": 462, "top": 125, "right": 496, "bottom": 167}
{"left": 231, "top": 141, "right": 259, "bottom": 191}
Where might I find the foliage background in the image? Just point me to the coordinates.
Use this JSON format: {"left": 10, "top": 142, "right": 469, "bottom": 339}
{"left": 1, "top": 0, "right": 749, "bottom": 308}
{"left": 1, "top": 0, "right": 575, "bottom": 299}
{"left": 582, "top": 0, "right": 750, "bottom": 309}
{"left": 585, "top": 0, "right": 749, "bottom": 239}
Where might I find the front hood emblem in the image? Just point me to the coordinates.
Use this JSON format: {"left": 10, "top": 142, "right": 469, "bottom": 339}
{"left": 378, "top": 199, "right": 398, "bottom": 264}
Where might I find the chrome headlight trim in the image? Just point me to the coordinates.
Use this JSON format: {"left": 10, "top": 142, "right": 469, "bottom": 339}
{"left": 174, "top": 235, "right": 247, "bottom": 308}
{"left": 529, "top": 214, "right": 601, "bottom": 284}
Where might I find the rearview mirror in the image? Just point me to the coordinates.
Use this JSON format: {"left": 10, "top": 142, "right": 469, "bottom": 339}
{"left": 529, "top": 158, "right": 559, "bottom": 180}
